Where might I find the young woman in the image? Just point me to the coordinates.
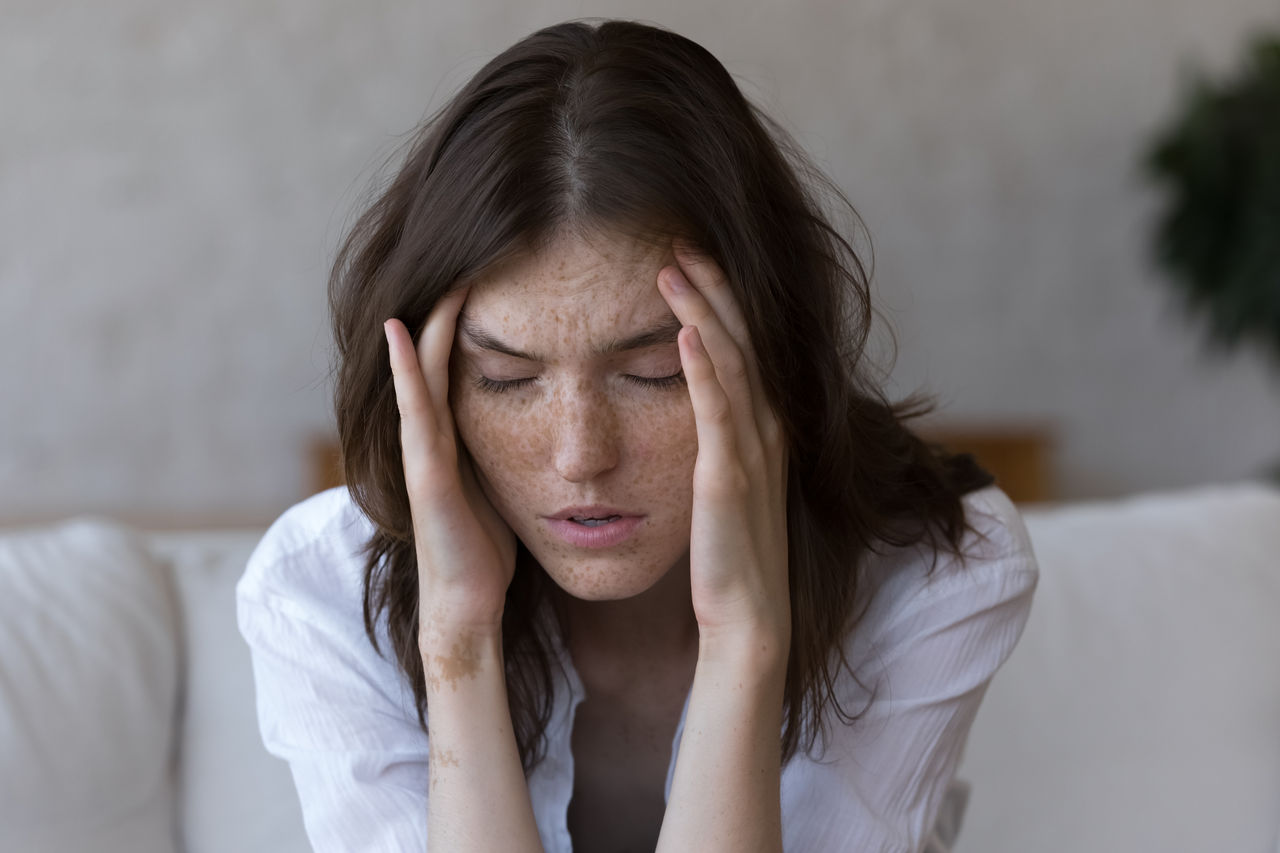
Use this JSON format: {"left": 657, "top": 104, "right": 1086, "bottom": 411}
{"left": 238, "top": 18, "right": 1039, "bottom": 853}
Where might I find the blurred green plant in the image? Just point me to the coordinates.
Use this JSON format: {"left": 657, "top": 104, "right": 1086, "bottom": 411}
{"left": 1144, "top": 31, "right": 1280, "bottom": 366}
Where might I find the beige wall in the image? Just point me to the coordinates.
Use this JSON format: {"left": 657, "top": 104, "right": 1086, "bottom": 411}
{"left": 4, "top": 0, "right": 1278, "bottom": 523}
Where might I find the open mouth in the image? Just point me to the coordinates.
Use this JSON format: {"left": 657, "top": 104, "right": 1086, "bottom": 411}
{"left": 570, "top": 515, "right": 622, "bottom": 527}
{"left": 545, "top": 514, "right": 643, "bottom": 548}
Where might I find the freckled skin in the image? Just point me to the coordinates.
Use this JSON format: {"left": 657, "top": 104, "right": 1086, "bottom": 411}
{"left": 449, "top": 230, "right": 698, "bottom": 602}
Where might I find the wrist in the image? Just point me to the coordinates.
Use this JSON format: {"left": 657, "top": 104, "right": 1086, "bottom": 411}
{"left": 697, "top": 623, "right": 790, "bottom": 678}
{"left": 418, "top": 621, "right": 504, "bottom": 686}
{"left": 417, "top": 579, "right": 506, "bottom": 633}
{"left": 417, "top": 593, "right": 505, "bottom": 653}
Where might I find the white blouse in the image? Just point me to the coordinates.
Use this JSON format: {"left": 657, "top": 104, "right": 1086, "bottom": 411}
{"left": 237, "top": 484, "right": 1038, "bottom": 853}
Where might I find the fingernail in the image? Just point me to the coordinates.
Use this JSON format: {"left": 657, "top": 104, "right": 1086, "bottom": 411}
{"left": 663, "top": 267, "right": 687, "bottom": 293}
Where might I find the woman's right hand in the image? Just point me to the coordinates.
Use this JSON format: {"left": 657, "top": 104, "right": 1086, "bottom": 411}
{"left": 384, "top": 288, "right": 517, "bottom": 644}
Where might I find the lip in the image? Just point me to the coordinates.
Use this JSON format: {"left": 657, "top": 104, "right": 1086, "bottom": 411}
{"left": 547, "top": 505, "right": 635, "bottom": 520}
{"left": 543, "top": 506, "right": 645, "bottom": 549}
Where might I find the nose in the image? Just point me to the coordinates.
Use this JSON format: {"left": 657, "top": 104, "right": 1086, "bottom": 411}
{"left": 551, "top": 381, "right": 620, "bottom": 483}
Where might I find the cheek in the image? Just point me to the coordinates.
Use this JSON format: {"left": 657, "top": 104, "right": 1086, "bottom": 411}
{"left": 624, "top": 396, "right": 699, "bottom": 496}
{"left": 451, "top": 390, "right": 543, "bottom": 492}
{"left": 631, "top": 390, "right": 696, "bottom": 451}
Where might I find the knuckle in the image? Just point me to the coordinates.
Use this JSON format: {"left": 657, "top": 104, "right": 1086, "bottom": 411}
{"left": 723, "top": 463, "right": 751, "bottom": 496}
{"left": 740, "top": 442, "right": 767, "bottom": 475}
{"left": 704, "top": 397, "right": 735, "bottom": 428}
{"left": 396, "top": 397, "right": 430, "bottom": 422}
{"left": 704, "top": 269, "right": 730, "bottom": 292}
{"left": 759, "top": 416, "right": 784, "bottom": 450}
{"left": 681, "top": 249, "right": 727, "bottom": 285}
{"left": 402, "top": 461, "right": 432, "bottom": 503}
{"left": 721, "top": 351, "right": 749, "bottom": 387}
{"left": 691, "top": 301, "right": 720, "bottom": 330}
{"left": 405, "top": 448, "right": 458, "bottom": 501}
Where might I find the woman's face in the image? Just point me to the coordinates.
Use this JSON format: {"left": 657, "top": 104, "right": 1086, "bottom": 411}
{"left": 450, "top": 229, "right": 697, "bottom": 601}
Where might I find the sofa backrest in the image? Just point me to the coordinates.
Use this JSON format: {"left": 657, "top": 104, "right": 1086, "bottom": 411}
{"left": 10, "top": 479, "right": 1274, "bottom": 853}
{"left": 956, "top": 480, "right": 1280, "bottom": 852}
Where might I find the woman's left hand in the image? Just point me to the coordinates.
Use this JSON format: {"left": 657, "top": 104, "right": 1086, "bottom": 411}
{"left": 657, "top": 243, "right": 791, "bottom": 653}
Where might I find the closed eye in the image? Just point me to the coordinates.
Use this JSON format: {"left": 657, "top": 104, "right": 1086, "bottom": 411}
{"left": 624, "top": 371, "right": 686, "bottom": 390}
{"left": 472, "top": 372, "right": 685, "bottom": 394}
{"left": 472, "top": 376, "right": 536, "bottom": 394}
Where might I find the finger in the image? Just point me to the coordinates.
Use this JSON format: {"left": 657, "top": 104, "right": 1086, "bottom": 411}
{"left": 659, "top": 263, "right": 763, "bottom": 463}
{"left": 679, "top": 325, "right": 745, "bottom": 499}
{"left": 671, "top": 241, "right": 760, "bottom": 372}
{"left": 385, "top": 318, "right": 448, "bottom": 501}
{"left": 666, "top": 245, "right": 783, "bottom": 446}
{"left": 416, "top": 286, "right": 470, "bottom": 432}
{"left": 658, "top": 264, "right": 750, "bottom": 397}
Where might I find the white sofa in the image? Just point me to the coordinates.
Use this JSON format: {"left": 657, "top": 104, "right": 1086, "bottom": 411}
{"left": 1, "top": 480, "right": 1277, "bottom": 853}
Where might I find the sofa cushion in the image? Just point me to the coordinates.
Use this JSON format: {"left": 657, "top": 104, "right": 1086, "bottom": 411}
{"left": 956, "top": 480, "right": 1280, "bottom": 852}
{"left": 0, "top": 519, "right": 179, "bottom": 853}
{"left": 149, "top": 529, "right": 310, "bottom": 853}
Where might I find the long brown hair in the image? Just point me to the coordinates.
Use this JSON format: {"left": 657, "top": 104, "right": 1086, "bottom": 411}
{"left": 329, "top": 18, "right": 995, "bottom": 772}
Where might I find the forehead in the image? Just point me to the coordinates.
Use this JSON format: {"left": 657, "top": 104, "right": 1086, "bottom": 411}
{"left": 463, "top": 230, "right": 675, "bottom": 322}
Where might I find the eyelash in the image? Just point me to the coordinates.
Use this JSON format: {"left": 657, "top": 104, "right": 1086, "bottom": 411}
{"left": 473, "top": 372, "right": 686, "bottom": 394}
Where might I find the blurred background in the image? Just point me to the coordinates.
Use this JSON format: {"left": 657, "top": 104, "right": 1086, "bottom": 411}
{"left": 4, "top": 0, "right": 1279, "bottom": 527}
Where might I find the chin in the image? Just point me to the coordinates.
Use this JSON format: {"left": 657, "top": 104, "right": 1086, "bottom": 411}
{"left": 538, "top": 553, "right": 672, "bottom": 601}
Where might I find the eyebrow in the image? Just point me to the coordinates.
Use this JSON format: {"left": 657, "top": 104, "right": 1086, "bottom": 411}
{"left": 458, "top": 316, "right": 683, "bottom": 361}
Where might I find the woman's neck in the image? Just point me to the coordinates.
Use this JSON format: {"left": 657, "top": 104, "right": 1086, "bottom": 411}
{"left": 552, "top": 555, "right": 700, "bottom": 677}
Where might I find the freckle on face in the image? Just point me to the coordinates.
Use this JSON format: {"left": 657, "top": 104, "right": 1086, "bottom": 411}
{"left": 449, "top": 229, "right": 697, "bottom": 601}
